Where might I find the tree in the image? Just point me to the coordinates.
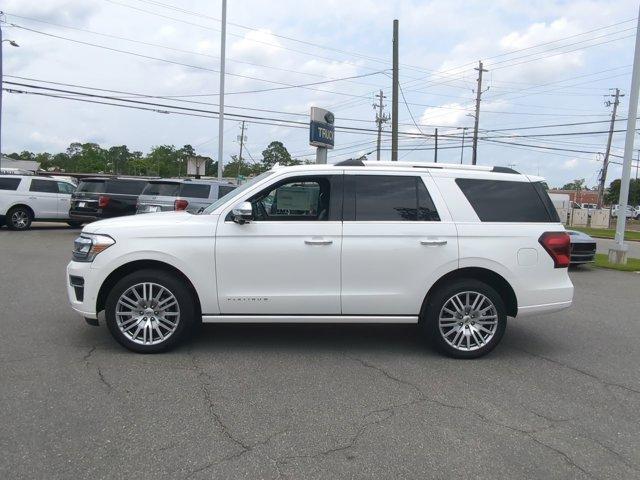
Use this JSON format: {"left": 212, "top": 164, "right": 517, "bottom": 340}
{"left": 605, "top": 178, "right": 640, "bottom": 206}
{"left": 561, "top": 178, "right": 586, "bottom": 190}
{"left": 261, "top": 141, "right": 299, "bottom": 169}
{"left": 223, "top": 155, "right": 254, "bottom": 178}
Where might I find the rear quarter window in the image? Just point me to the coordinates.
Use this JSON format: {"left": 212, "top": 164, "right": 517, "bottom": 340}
{"left": 0, "top": 178, "right": 21, "bottom": 190}
{"left": 180, "top": 183, "right": 211, "bottom": 199}
{"left": 217, "top": 185, "right": 236, "bottom": 199}
{"left": 455, "top": 178, "right": 554, "bottom": 222}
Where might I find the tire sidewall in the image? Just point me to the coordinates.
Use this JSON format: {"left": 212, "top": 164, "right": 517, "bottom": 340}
{"left": 7, "top": 207, "right": 32, "bottom": 231}
{"left": 105, "top": 269, "right": 195, "bottom": 353}
{"left": 423, "top": 279, "right": 507, "bottom": 359}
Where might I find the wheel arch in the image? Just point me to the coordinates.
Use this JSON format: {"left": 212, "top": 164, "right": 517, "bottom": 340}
{"left": 7, "top": 203, "right": 35, "bottom": 218}
{"left": 96, "top": 259, "right": 202, "bottom": 317}
{"left": 420, "top": 267, "right": 518, "bottom": 318}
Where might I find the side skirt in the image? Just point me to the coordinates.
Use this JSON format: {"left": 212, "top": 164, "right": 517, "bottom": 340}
{"left": 201, "top": 315, "right": 419, "bottom": 324}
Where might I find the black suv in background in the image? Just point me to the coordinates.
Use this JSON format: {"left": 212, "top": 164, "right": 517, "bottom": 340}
{"left": 69, "top": 177, "right": 148, "bottom": 223}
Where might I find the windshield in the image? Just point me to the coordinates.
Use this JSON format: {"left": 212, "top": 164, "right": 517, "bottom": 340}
{"left": 201, "top": 171, "right": 274, "bottom": 214}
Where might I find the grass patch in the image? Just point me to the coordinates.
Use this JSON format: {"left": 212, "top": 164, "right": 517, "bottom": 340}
{"left": 571, "top": 227, "right": 640, "bottom": 242}
{"left": 594, "top": 253, "right": 640, "bottom": 272}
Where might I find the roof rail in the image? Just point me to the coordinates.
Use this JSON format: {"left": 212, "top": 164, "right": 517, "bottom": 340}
{"left": 333, "top": 160, "right": 519, "bottom": 174}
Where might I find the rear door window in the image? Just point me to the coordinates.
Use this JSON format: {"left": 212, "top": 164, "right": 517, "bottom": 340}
{"left": 105, "top": 180, "right": 147, "bottom": 195}
{"left": 0, "top": 178, "right": 21, "bottom": 190}
{"left": 218, "top": 185, "right": 236, "bottom": 199}
{"left": 351, "top": 175, "right": 440, "bottom": 221}
{"left": 143, "top": 182, "right": 181, "bottom": 196}
{"left": 180, "top": 183, "right": 211, "bottom": 199}
{"left": 29, "top": 179, "right": 59, "bottom": 193}
{"left": 456, "top": 178, "right": 554, "bottom": 222}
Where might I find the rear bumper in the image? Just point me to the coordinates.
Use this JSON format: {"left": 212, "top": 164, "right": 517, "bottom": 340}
{"left": 517, "top": 299, "right": 572, "bottom": 317}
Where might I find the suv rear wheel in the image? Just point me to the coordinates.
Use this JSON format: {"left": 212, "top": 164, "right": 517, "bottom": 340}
{"left": 105, "top": 269, "right": 196, "bottom": 353}
{"left": 423, "top": 279, "right": 507, "bottom": 359}
{"left": 7, "top": 206, "right": 33, "bottom": 231}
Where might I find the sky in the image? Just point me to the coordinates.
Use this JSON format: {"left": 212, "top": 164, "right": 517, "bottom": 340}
{"left": 2, "top": 0, "right": 640, "bottom": 188}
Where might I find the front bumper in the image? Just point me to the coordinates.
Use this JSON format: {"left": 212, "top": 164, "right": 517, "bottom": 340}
{"left": 66, "top": 261, "right": 99, "bottom": 320}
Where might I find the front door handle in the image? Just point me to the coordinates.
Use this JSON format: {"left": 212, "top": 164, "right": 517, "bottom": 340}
{"left": 305, "top": 238, "right": 333, "bottom": 245}
{"left": 29, "top": 196, "right": 37, "bottom": 200}
{"left": 420, "top": 239, "right": 447, "bottom": 246}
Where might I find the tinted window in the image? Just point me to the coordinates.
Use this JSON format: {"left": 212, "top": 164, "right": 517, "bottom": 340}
{"left": 0, "top": 178, "right": 21, "bottom": 190}
{"left": 217, "top": 185, "right": 236, "bottom": 199}
{"left": 143, "top": 182, "right": 180, "bottom": 196}
{"left": 456, "top": 178, "right": 553, "bottom": 222}
{"left": 354, "top": 175, "right": 440, "bottom": 221}
{"left": 105, "top": 180, "right": 147, "bottom": 195}
{"left": 532, "top": 181, "right": 561, "bottom": 222}
{"left": 57, "top": 182, "right": 76, "bottom": 194}
{"left": 30, "top": 179, "right": 58, "bottom": 193}
{"left": 77, "top": 180, "right": 106, "bottom": 193}
{"left": 180, "top": 183, "right": 210, "bottom": 199}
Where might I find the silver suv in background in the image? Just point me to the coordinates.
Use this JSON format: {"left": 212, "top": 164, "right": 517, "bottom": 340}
{"left": 136, "top": 179, "right": 236, "bottom": 214}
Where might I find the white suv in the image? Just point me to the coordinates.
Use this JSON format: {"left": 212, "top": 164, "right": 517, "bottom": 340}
{"left": 66, "top": 161, "right": 573, "bottom": 358}
{"left": 0, "top": 175, "right": 79, "bottom": 230}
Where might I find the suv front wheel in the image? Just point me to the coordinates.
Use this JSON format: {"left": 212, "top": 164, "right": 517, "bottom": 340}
{"left": 423, "top": 279, "right": 507, "bottom": 359}
{"left": 7, "top": 206, "right": 33, "bottom": 231}
{"left": 105, "top": 269, "right": 196, "bottom": 353}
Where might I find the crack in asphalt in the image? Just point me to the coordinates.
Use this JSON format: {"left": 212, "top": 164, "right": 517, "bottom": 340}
{"left": 516, "top": 348, "right": 640, "bottom": 396}
{"left": 185, "top": 352, "right": 289, "bottom": 479}
{"left": 82, "top": 345, "right": 113, "bottom": 392}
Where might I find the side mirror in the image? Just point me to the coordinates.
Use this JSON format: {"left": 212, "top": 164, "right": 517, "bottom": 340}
{"left": 232, "top": 201, "right": 253, "bottom": 224}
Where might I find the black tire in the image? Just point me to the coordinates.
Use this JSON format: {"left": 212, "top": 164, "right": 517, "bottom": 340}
{"left": 422, "top": 279, "right": 507, "bottom": 359}
{"left": 67, "top": 221, "right": 83, "bottom": 228}
{"left": 105, "top": 269, "right": 196, "bottom": 353}
{"left": 6, "top": 206, "right": 33, "bottom": 231}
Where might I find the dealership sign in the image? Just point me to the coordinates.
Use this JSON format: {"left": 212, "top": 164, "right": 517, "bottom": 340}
{"left": 309, "top": 107, "right": 335, "bottom": 149}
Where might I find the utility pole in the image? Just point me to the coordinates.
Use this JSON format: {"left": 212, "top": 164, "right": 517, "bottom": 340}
{"left": 391, "top": 19, "right": 399, "bottom": 161}
{"left": 373, "top": 90, "right": 389, "bottom": 161}
{"left": 459, "top": 127, "right": 468, "bottom": 164}
{"left": 216, "top": 0, "right": 227, "bottom": 180}
{"left": 610, "top": 6, "right": 640, "bottom": 264}
{"left": 434, "top": 128, "right": 438, "bottom": 163}
{"left": 236, "top": 121, "right": 246, "bottom": 179}
{"left": 471, "top": 60, "right": 488, "bottom": 165}
{"left": 597, "top": 88, "right": 623, "bottom": 208}
{"left": 0, "top": 15, "right": 19, "bottom": 172}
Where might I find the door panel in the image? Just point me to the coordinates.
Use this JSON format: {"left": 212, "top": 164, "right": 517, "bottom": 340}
{"left": 215, "top": 173, "right": 343, "bottom": 315}
{"left": 28, "top": 179, "right": 59, "bottom": 218}
{"left": 341, "top": 173, "right": 459, "bottom": 315}
{"left": 216, "top": 221, "right": 342, "bottom": 314}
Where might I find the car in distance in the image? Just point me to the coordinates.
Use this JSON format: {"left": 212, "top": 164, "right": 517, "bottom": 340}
{"left": 611, "top": 204, "right": 636, "bottom": 218}
{"left": 566, "top": 230, "right": 596, "bottom": 265}
{"left": 0, "top": 174, "right": 79, "bottom": 230}
{"left": 136, "top": 178, "right": 236, "bottom": 214}
{"left": 66, "top": 161, "right": 573, "bottom": 359}
{"left": 69, "top": 177, "right": 148, "bottom": 223}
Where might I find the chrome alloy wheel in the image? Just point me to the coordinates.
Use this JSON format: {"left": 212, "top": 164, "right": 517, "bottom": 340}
{"left": 11, "top": 210, "right": 29, "bottom": 229}
{"left": 438, "top": 291, "right": 499, "bottom": 352}
{"left": 115, "top": 282, "right": 180, "bottom": 346}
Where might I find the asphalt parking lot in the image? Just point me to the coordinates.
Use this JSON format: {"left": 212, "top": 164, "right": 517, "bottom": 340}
{"left": 1, "top": 225, "right": 640, "bottom": 480}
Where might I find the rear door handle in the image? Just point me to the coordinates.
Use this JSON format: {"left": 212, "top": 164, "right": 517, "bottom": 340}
{"left": 420, "top": 239, "right": 447, "bottom": 246}
{"left": 305, "top": 238, "right": 333, "bottom": 245}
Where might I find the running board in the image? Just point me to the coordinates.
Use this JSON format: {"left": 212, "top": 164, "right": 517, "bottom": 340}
{"left": 201, "top": 315, "right": 419, "bottom": 324}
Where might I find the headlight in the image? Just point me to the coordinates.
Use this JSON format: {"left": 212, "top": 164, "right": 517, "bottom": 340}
{"left": 72, "top": 234, "right": 115, "bottom": 262}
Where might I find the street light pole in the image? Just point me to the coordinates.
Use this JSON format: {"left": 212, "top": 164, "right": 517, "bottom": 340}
{"left": 0, "top": 15, "right": 20, "bottom": 172}
{"left": 216, "top": 0, "right": 227, "bottom": 180}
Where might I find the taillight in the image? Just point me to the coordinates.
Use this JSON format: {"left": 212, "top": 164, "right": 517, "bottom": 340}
{"left": 174, "top": 199, "right": 189, "bottom": 211}
{"left": 98, "top": 195, "right": 110, "bottom": 208}
{"left": 539, "top": 232, "right": 570, "bottom": 268}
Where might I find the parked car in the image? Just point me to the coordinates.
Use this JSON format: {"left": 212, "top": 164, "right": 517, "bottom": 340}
{"left": 67, "top": 161, "right": 573, "bottom": 359}
{"left": 566, "top": 230, "right": 597, "bottom": 265}
{"left": 0, "top": 174, "right": 79, "bottom": 230}
{"left": 611, "top": 204, "right": 635, "bottom": 218}
{"left": 634, "top": 205, "right": 640, "bottom": 220}
{"left": 136, "top": 178, "right": 236, "bottom": 214}
{"left": 69, "top": 177, "right": 147, "bottom": 223}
